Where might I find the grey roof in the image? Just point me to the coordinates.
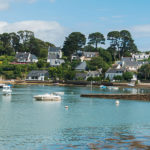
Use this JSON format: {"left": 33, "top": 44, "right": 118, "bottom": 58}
{"left": 124, "top": 61, "right": 139, "bottom": 67}
{"left": 31, "top": 54, "right": 37, "bottom": 60}
{"left": 83, "top": 52, "right": 99, "bottom": 57}
{"left": 87, "top": 70, "right": 102, "bottom": 76}
{"left": 50, "top": 59, "right": 65, "bottom": 66}
{"left": 27, "top": 70, "right": 49, "bottom": 77}
{"left": 16, "top": 52, "right": 29, "bottom": 60}
{"left": 75, "top": 72, "right": 87, "bottom": 79}
{"left": 106, "top": 68, "right": 125, "bottom": 74}
{"left": 121, "top": 57, "right": 133, "bottom": 62}
{"left": 138, "top": 61, "right": 149, "bottom": 65}
{"left": 75, "top": 61, "right": 87, "bottom": 71}
{"left": 121, "top": 57, "right": 139, "bottom": 67}
{"left": 48, "top": 47, "right": 61, "bottom": 52}
{"left": 16, "top": 52, "right": 37, "bottom": 61}
{"left": 48, "top": 53, "right": 58, "bottom": 59}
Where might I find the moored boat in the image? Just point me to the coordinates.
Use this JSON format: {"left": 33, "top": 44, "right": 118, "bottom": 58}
{"left": 53, "top": 92, "right": 64, "bottom": 96}
{"left": 34, "top": 93, "right": 61, "bottom": 101}
{"left": 0, "top": 84, "right": 5, "bottom": 88}
{"left": 128, "top": 83, "right": 135, "bottom": 87}
{"left": 2, "top": 85, "right": 12, "bottom": 95}
{"left": 100, "top": 85, "right": 107, "bottom": 89}
{"left": 107, "top": 86, "right": 119, "bottom": 90}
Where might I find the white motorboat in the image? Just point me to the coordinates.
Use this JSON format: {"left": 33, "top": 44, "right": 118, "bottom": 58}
{"left": 2, "top": 85, "right": 12, "bottom": 95}
{"left": 128, "top": 83, "right": 135, "bottom": 87}
{"left": 53, "top": 92, "right": 64, "bottom": 96}
{"left": 107, "top": 86, "right": 119, "bottom": 90}
{"left": 34, "top": 93, "right": 61, "bottom": 101}
{"left": 0, "top": 84, "right": 5, "bottom": 88}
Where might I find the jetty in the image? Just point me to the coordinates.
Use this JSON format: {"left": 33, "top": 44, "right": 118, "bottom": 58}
{"left": 80, "top": 94, "right": 150, "bottom": 101}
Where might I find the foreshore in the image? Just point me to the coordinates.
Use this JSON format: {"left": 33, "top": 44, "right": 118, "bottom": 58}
{"left": 1, "top": 80, "right": 150, "bottom": 88}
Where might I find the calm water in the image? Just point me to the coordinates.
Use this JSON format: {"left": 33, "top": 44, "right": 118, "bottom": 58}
{"left": 0, "top": 85, "right": 150, "bottom": 149}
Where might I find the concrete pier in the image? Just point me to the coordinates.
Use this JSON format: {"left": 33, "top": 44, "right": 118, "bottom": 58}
{"left": 80, "top": 94, "right": 150, "bottom": 101}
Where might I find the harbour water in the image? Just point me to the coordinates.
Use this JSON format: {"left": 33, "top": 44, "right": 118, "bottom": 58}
{"left": 0, "top": 85, "right": 150, "bottom": 149}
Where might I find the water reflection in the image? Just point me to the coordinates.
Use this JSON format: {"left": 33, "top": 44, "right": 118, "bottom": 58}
{"left": 2, "top": 95, "right": 12, "bottom": 102}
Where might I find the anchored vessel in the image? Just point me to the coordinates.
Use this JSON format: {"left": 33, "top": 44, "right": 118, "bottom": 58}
{"left": 34, "top": 93, "right": 61, "bottom": 101}
{"left": 2, "top": 85, "right": 12, "bottom": 95}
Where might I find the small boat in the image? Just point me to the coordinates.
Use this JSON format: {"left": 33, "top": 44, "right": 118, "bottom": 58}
{"left": 100, "top": 85, "right": 107, "bottom": 89}
{"left": 2, "top": 85, "right": 12, "bottom": 95}
{"left": 0, "top": 84, "right": 5, "bottom": 88}
{"left": 34, "top": 93, "right": 61, "bottom": 101}
{"left": 53, "top": 92, "right": 64, "bottom": 96}
{"left": 107, "top": 86, "right": 119, "bottom": 90}
{"left": 128, "top": 83, "right": 135, "bottom": 87}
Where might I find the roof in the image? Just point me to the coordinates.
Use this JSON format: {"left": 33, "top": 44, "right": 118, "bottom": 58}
{"left": 48, "top": 53, "right": 58, "bottom": 59}
{"left": 121, "top": 57, "right": 139, "bottom": 67}
{"left": 75, "top": 61, "right": 87, "bottom": 71}
{"left": 16, "top": 52, "right": 37, "bottom": 61}
{"left": 106, "top": 68, "right": 125, "bottom": 74}
{"left": 48, "top": 47, "right": 61, "bottom": 52}
{"left": 31, "top": 54, "right": 37, "bottom": 60}
{"left": 83, "top": 52, "right": 99, "bottom": 57}
{"left": 50, "top": 59, "right": 65, "bottom": 66}
{"left": 87, "top": 70, "right": 102, "bottom": 76}
{"left": 16, "top": 52, "right": 30, "bottom": 59}
{"left": 27, "top": 70, "right": 49, "bottom": 77}
{"left": 75, "top": 72, "right": 87, "bottom": 79}
{"left": 121, "top": 57, "right": 133, "bottom": 62}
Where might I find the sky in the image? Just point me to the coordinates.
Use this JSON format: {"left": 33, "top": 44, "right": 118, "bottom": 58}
{"left": 0, "top": 0, "right": 150, "bottom": 51}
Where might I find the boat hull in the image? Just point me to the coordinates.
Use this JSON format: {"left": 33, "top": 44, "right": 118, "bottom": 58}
{"left": 34, "top": 94, "right": 61, "bottom": 101}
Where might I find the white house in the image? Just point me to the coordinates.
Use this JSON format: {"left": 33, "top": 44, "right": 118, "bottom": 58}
{"left": 47, "top": 46, "right": 63, "bottom": 62}
{"left": 105, "top": 68, "right": 126, "bottom": 80}
{"left": 132, "top": 53, "right": 150, "bottom": 61}
{"left": 47, "top": 46, "right": 64, "bottom": 66}
{"left": 26, "top": 70, "right": 49, "bottom": 81}
{"left": 16, "top": 52, "right": 38, "bottom": 63}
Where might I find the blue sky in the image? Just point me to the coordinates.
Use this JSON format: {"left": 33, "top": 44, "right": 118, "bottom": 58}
{"left": 0, "top": 0, "right": 150, "bottom": 51}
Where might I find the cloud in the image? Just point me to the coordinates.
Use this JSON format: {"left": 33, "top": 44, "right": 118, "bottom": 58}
{"left": 0, "top": 0, "right": 37, "bottom": 11}
{"left": 0, "top": 20, "right": 68, "bottom": 46}
{"left": 0, "top": 0, "right": 10, "bottom": 10}
{"left": 132, "top": 24, "right": 150, "bottom": 37}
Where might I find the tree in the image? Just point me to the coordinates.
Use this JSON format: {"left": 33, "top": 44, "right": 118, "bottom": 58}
{"left": 88, "top": 32, "right": 105, "bottom": 49}
{"left": 107, "top": 30, "right": 138, "bottom": 59}
{"left": 37, "top": 59, "right": 45, "bottom": 68}
{"left": 62, "top": 32, "right": 86, "bottom": 58}
{"left": 120, "top": 30, "right": 138, "bottom": 55}
{"left": 84, "top": 45, "right": 95, "bottom": 52}
{"left": 98, "top": 48, "right": 112, "bottom": 64}
{"left": 114, "top": 75, "right": 123, "bottom": 81}
{"left": 48, "top": 67, "right": 58, "bottom": 80}
{"left": 123, "top": 72, "right": 133, "bottom": 81}
{"left": 9, "top": 32, "right": 20, "bottom": 53}
{"left": 138, "top": 64, "right": 150, "bottom": 80}
{"left": 88, "top": 56, "right": 109, "bottom": 72}
{"left": 107, "top": 31, "right": 120, "bottom": 59}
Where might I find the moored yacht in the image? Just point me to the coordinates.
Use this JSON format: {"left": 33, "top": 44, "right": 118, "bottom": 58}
{"left": 2, "top": 85, "right": 12, "bottom": 95}
{"left": 34, "top": 93, "right": 61, "bottom": 101}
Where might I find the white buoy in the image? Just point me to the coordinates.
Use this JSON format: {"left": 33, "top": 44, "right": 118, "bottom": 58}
{"left": 116, "top": 100, "right": 120, "bottom": 105}
{"left": 65, "top": 106, "right": 68, "bottom": 109}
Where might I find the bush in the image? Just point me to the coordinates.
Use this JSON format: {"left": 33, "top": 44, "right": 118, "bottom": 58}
{"left": 114, "top": 75, "right": 123, "bottom": 81}
{"left": 123, "top": 72, "right": 133, "bottom": 81}
{"left": 87, "top": 77, "right": 93, "bottom": 81}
